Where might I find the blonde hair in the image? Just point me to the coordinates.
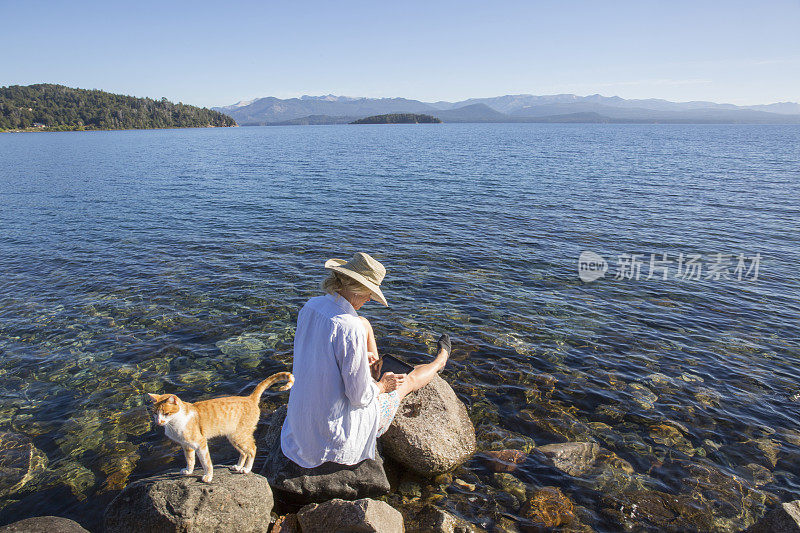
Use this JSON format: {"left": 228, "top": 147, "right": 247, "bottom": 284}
{"left": 322, "top": 271, "right": 371, "bottom": 297}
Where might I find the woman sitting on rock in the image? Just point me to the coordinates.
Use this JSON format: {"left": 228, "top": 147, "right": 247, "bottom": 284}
{"left": 280, "top": 252, "right": 450, "bottom": 468}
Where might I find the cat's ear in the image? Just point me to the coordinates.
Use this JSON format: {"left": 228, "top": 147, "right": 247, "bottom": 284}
{"left": 147, "top": 393, "right": 160, "bottom": 403}
{"left": 166, "top": 395, "right": 178, "bottom": 405}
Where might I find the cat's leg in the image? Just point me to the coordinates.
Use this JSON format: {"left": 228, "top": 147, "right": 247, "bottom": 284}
{"left": 227, "top": 436, "right": 247, "bottom": 472}
{"left": 229, "top": 432, "right": 257, "bottom": 473}
{"left": 241, "top": 434, "right": 257, "bottom": 473}
{"left": 180, "top": 446, "right": 196, "bottom": 475}
{"left": 197, "top": 441, "right": 213, "bottom": 483}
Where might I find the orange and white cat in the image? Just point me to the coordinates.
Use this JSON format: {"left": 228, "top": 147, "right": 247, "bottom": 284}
{"left": 148, "top": 371, "right": 294, "bottom": 482}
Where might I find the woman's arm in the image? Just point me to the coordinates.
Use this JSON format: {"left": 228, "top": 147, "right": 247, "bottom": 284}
{"left": 333, "top": 323, "right": 379, "bottom": 408}
{"left": 358, "top": 316, "right": 382, "bottom": 380}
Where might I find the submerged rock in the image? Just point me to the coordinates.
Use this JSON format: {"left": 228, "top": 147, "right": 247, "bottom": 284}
{"left": 603, "top": 371, "right": 627, "bottom": 391}
{"left": 649, "top": 423, "right": 695, "bottom": 455}
{"left": 215, "top": 333, "right": 268, "bottom": 357}
{"left": 0, "top": 516, "right": 89, "bottom": 533}
{"left": 55, "top": 460, "right": 96, "bottom": 499}
{"left": 380, "top": 375, "right": 476, "bottom": 477}
{"left": 522, "top": 373, "right": 558, "bottom": 403}
{"left": 0, "top": 431, "right": 47, "bottom": 498}
{"left": 297, "top": 498, "right": 404, "bottom": 533}
{"left": 98, "top": 440, "right": 140, "bottom": 492}
{"left": 754, "top": 437, "right": 780, "bottom": 467}
{"left": 743, "top": 463, "right": 774, "bottom": 487}
{"left": 413, "top": 504, "right": 478, "bottom": 532}
{"left": 258, "top": 406, "right": 390, "bottom": 503}
{"left": 397, "top": 480, "right": 422, "bottom": 499}
{"left": 628, "top": 383, "right": 658, "bottom": 410}
{"left": 694, "top": 386, "right": 722, "bottom": 407}
{"left": 538, "top": 442, "right": 599, "bottom": 477}
{"left": 646, "top": 372, "right": 677, "bottom": 388}
{"left": 745, "top": 500, "right": 800, "bottom": 533}
{"left": 521, "top": 486, "right": 576, "bottom": 528}
{"left": 648, "top": 424, "right": 684, "bottom": 446}
{"left": 57, "top": 410, "right": 104, "bottom": 458}
{"left": 680, "top": 460, "right": 766, "bottom": 529}
{"left": 117, "top": 406, "right": 151, "bottom": 436}
{"left": 492, "top": 472, "right": 527, "bottom": 505}
{"left": 519, "top": 404, "right": 593, "bottom": 441}
{"left": 593, "top": 447, "right": 634, "bottom": 475}
{"left": 586, "top": 468, "right": 657, "bottom": 496}
{"left": 595, "top": 403, "right": 626, "bottom": 422}
{"left": 103, "top": 469, "right": 273, "bottom": 533}
{"left": 454, "top": 478, "right": 476, "bottom": 491}
{"left": 783, "top": 429, "right": 800, "bottom": 446}
{"left": 476, "top": 425, "right": 535, "bottom": 454}
{"left": 602, "top": 488, "right": 714, "bottom": 531}
{"left": 483, "top": 449, "right": 527, "bottom": 473}
{"left": 604, "top": 460, "right": 767, "bottom": 531}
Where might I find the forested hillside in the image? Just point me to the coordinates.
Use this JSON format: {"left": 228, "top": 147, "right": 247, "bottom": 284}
{"left": 351, "top": 113, "right": 441, "bottom": 124}
{"left": 0, "top": 84, "right": 236, "bottom": 131}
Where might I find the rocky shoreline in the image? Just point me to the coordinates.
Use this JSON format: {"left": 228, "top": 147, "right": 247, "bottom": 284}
{"left": 1, "top": 374, "right": 479, "bottom": 532}
{"left": 93, "top": 372, "right": 482, "bottom": 532}
{"left": 3, "top": 373, "right": 800, "bottom": 532}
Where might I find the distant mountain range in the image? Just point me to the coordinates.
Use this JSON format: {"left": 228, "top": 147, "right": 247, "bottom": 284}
{"left": 214, "top": 94, "right": 800, "bottom": 125}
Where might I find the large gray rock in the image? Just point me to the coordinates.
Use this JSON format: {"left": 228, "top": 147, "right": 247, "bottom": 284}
{"left": 379, "top": 375, "right": 476, "bottom": 477}
{"left": 258, "top": 406, "right": 391, "bottom": 504}
{"left": 297, "top": 498, "right": 404, "bottom": 533}
{"left": 0, "top": 516, "right": 88, "bottom": 533}
{"left": 537, "top": 441, "right": 599, "bottom": 477}
{"left": 103, "top": 468, "right": 273, "bottom": 533}
{"left": 746, "top": 500, "right": 800, "bottom": 533}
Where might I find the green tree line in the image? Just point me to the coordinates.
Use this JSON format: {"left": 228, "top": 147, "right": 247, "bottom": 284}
{"left": 0, "top": 84, "right": 237, "bottom": 131}
{"left": 351, "top": 113, "right": 441, "bottom": 124}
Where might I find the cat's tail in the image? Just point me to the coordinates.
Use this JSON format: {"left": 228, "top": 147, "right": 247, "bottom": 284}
{"left": 250, "top": 372, "right": 294, "bottom": 401}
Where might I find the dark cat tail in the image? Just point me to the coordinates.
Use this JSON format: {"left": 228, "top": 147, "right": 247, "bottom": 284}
{"left": 250, "top": 371, "right": 295, "bottom": 401}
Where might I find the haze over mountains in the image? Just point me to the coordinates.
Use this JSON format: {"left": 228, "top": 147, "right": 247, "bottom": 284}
{"left": 214, "top": 94, "right": 800, "bottom": 125}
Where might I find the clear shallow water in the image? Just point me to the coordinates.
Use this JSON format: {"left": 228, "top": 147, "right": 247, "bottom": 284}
{"left": 0, "top": 124, "right": 799, "bottom": 531}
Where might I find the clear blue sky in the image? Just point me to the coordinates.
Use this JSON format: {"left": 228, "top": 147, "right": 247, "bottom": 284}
{"left": 2, "top": 0, "right": 798, "bottom": 108}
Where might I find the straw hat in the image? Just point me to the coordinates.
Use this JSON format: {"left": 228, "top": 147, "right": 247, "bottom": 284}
{"left": 324, "top": 252, "right": 388, "bottom": 306}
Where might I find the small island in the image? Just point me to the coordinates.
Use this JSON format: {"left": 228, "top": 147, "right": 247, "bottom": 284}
{"left": 351, "top": 113, "right": 442, "bottom": 124}
{"left": 0, "top": 84, "right": 237, "bottom": 132}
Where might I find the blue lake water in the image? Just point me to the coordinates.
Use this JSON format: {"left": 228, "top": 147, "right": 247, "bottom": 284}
{"left": 1, "top": 124, "right": 799, "bottom": 531}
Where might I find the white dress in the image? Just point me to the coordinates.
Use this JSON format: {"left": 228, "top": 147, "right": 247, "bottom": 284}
{"left": 281, "top": 293, "right": 380, "bottom": 468}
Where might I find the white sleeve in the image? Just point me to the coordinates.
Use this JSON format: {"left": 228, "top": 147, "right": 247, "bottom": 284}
{"left": 334, "top": 322, "right": 379, "bottom": 408}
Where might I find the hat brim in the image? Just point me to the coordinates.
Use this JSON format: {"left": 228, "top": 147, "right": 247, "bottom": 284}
{"left": 325, "top": 258, "right": 388, "bottom": 306}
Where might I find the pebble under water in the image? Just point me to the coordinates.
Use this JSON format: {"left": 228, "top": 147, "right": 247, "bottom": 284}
{"left": 0, "top": 123, "right": 799, "bottom": 531}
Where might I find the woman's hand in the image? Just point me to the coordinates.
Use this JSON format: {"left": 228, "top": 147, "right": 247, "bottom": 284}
{"left": 378, "top": 372, "right": 406, "bottom": 394}
{"left": 367, "top": 351, "right": 379, "bottom": 365}
{"left": 368, "top": 352, "right": 382, "bottom": 381}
